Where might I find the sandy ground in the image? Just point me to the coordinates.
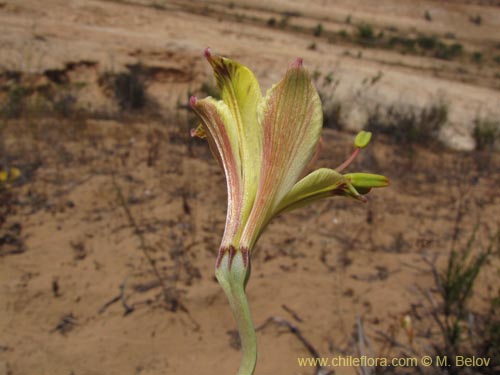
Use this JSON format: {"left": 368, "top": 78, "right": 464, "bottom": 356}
{"left": 0, "top": 1, "right": 500, "bottom": 375}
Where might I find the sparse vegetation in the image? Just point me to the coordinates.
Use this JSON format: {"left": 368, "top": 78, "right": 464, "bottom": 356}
{"left": 440, "top": 231, "right": 490, "bottom": 356}
{"left": 435, "top": 42, "right": 463, "bottom": 60}
{"left": 366, "top": 102, "right": 448, "bottom": 146}
{"left": 1, "top": 84, "right": 28, "bottom": 119}
{"left": 416, "top": 35, "right": 438, "bottom": 50}
{"left": 426, "top": 225, "right": 500, "bottom": 374}
{"left": 0, "top": 79, "right": 85, "bottom": 119}
{"left": 99, "top": 64, "right": 147, "bottom": 111}
{"left": 388, "top": 36, "right": 416, "bottom": 51}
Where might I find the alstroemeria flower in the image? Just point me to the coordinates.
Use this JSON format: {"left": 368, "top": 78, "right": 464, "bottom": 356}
{"left": 190, "top": 49, "right": 388, "bottom": 375}
{"left": 191, "top": 49, "right": 388, "bottom": 266}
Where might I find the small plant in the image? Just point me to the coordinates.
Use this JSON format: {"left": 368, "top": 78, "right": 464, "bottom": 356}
{"left": 424, "top": 10, "right": 432, "bottom": 21}
{"left": 150, "top": 2, "right": 166, "bottom": 10}
{"left": 388, "top": 36, "right": 416, "bottom": 51}
{"left": 473, "top": 117, "right": 500, "bottom": 150}
{"left": 307, "top": 42, "right": 317, "bottom": 51}
{"left": 338, "top": 29, "right": 349, "bottom": 39}
{"left": 480, "top": 288, "right": 500, "bottom": 370}
{"left": 441, "top": 236, "right": 489, "bottom": 353}
{"left": 427, "top": 226, "right": 500, "bottom": 372}
{"left": 469, "top": 14, "right": 482, "bottom": 26}
{"left": 434, "top": 42, "right": 463, "bottom": 60}
{"left": 278, "top": 15, "right": 289, "bottom": 29}
{"left": 313, "top": 23, "right": 323, "bottom": 37}
{"left": 416, "top": 35, "right": 437, "bottom": 50}
{"left": 323, "top": 72, "right": 333, "bottom": 86}
{"left": 345, "top": 15, "right": 351, "bottom": 24}
{"left": 472, "top": 51, "right": 483, "bottom": 64}
{"left": 357, "top": 23, "right": 374, "bottom": 41}
{"left": 266, "top": 17, "right": 276, "bottom": 27}
{"left": 1, "top": 84, "right": 28, "bottom": 119}
{"left": 190, "top": 49, "right": 388, "bottom": 375}
{"left": 99, "top": 64, "right": 147, "bottom": 111}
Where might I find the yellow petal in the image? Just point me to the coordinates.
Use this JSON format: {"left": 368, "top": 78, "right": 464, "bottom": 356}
{"left": 241, "top": 58, "right": 323, "bottom": 248}
{"left": 205, "top": 50, "right": 263, "bottom": 224}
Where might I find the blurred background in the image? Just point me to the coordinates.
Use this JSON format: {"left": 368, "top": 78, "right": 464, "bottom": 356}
{"left": 0, "top": 1, "right": 499, "bottom": 374}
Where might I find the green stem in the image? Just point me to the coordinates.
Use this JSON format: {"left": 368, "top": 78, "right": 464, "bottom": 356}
{"left": 215, "top": 250, "right": 257, "bottom": 375}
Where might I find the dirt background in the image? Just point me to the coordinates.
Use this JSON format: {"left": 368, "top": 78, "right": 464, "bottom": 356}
{"left": 0, "top": 1, "right": 499, "bottom": 375}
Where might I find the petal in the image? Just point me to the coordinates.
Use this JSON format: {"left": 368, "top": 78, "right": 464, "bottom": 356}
{"left": 276, "top": 170, "right": 390, "bottom": 215}
{"left": 205, "top": 50, "right": 263, "bottom": 223}
{"left": 241, "top": 59, "right": 323, "bottom": 248}
{"left": 190, "top": 96, "right": 243, "bottom": 244}
{"left": 275, "top": 168, "right": 354, "bottom": 214}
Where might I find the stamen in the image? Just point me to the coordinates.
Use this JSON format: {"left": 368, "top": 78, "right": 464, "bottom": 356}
{"left": 334, "top": 147, "right": 360, "bottom": 173}
{"left": 189, "top": 95, "right": 198, "bottom": 108}
{"left": 204, "top": 47, "right": 212, "bottom": 59}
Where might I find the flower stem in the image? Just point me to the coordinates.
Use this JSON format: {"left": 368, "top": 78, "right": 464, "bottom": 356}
{"left": 215, "top": 250, "right": 257, "bottom": 375}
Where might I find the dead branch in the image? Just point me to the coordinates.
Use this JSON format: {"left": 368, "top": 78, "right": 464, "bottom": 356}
{"left": 111, "top": 175, "right": 174, "bottom": 308}
{"left": 111, "top": 176, "right": 200, "bottom": 331}
{"left": 98, "top": 277, "right": 134, "bottom": 316}
{"left": 281, "top": 304, "right": 304, "bottom": 323}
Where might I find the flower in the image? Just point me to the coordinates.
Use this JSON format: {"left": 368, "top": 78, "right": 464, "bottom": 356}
{"left": 191, "top": 49, "right": 388, "bottom": 266}
{"left": 190, "top": 49, "right": 388, "bottom": 375}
